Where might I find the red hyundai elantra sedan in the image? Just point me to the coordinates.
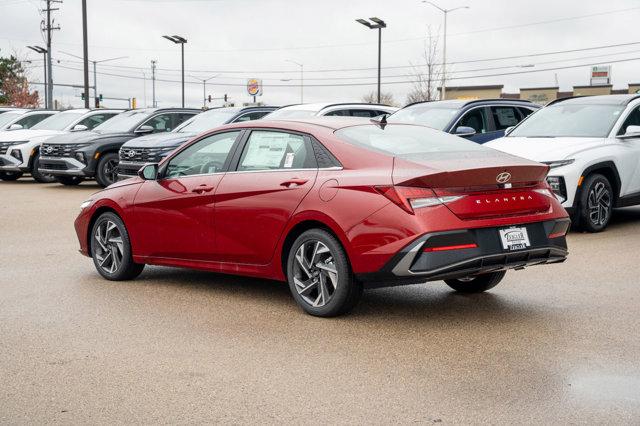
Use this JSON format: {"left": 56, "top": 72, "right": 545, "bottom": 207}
{"left": 75, "top": 118, "right": 570, "bottom": 317}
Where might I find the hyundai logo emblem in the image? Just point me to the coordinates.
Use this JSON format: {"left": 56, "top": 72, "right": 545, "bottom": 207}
{"left": 496, "top": 172, "right": 511, "bottom": 184}
{"left": 45, "top": 145, "right": 54, "bottom": 154}
{"left": 126, "top": 149, "right": 136, "bottom": 159}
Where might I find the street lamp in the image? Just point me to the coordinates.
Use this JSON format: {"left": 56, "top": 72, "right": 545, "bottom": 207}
{"left": 61, "top": 51, "right": 127, "bottom": 107}
{"left": 285, "top": 60, "right": 304, "bottom": 103}
{"left": 421, "top": 1, "right": 469, "bottom": 100}
{"left": 163, "top": 35, "right": 187, "bottom": 107}
{"left": 27, "top": 46, "right": 48, "bottom": 108}
{"left": 190, "top": 74, "right": 218, "bottom": 108}
{"left": 356, "top": 17, "right": 386, "bottom": 104}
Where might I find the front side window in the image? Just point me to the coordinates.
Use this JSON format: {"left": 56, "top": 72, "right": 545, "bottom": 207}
{"left": 78, "top": 113, "right": 116, "bottom": 130}
{"left": 509, "top": 103, "right": 625, "bottom": 138}
{"left": 94, "top": 110, "right": 153, "bottom": 133}
{"left": 237, "top": 131, "right": 315, "bottom": 171}
{"left": 490, "top": 106, "right": 521, "bottom": 130}
{"left": 0, "top": 111, "right": 25, "bottom": 128}
{"left": 32, "top": 112, "right": 86, "bottom": 131}
{"left": 458, "top": 108, "right": 489, "bottom": 133}
{"left": 143, "top": 113, "right": 174, "bottom": 133}
{"left": 165, "top": 131, "right": 240, "bottom": 178}
{"left": 15, "top": 113, "right": 52, "bottom": 129}
{"left": 618, "top": 106, "right": 640, "bottom": 135}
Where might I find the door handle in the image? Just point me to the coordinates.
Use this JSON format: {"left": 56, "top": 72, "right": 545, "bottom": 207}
{"left": 280, "top": 178, "right": 308, "bottom": 188}
{"left": 191, "top": 185, "right": 215, "bottom": 194}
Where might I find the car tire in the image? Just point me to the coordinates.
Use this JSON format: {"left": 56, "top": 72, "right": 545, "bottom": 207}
{"left": 56, "top": 176, "right": 84, "bottom": 186}
{"left": 90, "top": 212, "right": 145, "bottom": 281}
{"left": 287, "top": 229, "right": 362, "bottom": 317}
{"left": 577, "top": 173, "right": 613, "bottom": 233}
{"left": 444, "top": 271, "right": 506, "bottom": 293}
{"left": 95, "top": 153, "right": 119, "bottom": 188}
{"left": 0, "top": 171, "right": 23, "bottom": 181}
{"left": 31, "top": 152, "right": 57, "bottom": 183}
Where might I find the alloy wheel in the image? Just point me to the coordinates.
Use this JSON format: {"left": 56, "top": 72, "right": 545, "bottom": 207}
{"left": 94, "top": 220, "right": 124, "bottom": 274}
{"left": 292, "top": 241, "right": 338, "bottom": 308}
{"left": 587, "top": 182, "right": 611, "bottom": 227}
{"left": 103, "top": 159, "right": 119, "bottom": 185}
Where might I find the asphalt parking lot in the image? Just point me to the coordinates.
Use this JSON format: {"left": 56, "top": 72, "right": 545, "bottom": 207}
{"left": 1, "top": 180, "right": 639, "bottom": 424}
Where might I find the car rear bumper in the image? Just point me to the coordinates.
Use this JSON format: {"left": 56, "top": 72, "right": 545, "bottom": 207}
{"left": 356, "top": 219, "right": 570, "bottom": 288}
{"left": 38, "top": 156, "right": 88, "bottom": 176}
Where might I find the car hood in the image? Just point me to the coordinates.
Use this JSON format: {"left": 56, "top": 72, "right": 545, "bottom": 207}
{"left": 121, "top": 131, "right": 195, "bottom": 149}
{"left": 486, "top": 136, "right": 606, "bottom": 162}
{"left": 45, "top": 131, "right": 134, "bottom": 145}
{"left": 0, "top": 129, "right": 66, "bottom": 142}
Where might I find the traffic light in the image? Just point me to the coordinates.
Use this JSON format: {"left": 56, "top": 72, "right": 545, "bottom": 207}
{"left": 99, "top": 94, "right": 103, "bottom": 101}
{"left": 95, "top": 97, "right": 100, "bottom": 108}
{"left": 224, "top": 94, "right": 228, "bottom": 102}
{"left": 207, "top": 95, "right": 212, "bottom": 103}
{"left": 81, "top": 92, "right": 85, "bottom": 101}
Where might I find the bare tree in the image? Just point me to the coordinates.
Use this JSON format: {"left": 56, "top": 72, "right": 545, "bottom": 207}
{"left": 362, "top": 91, "right": 397, "bottom": 106}
{"left": 406, "top": 26, "right": 441, "bottom": 104}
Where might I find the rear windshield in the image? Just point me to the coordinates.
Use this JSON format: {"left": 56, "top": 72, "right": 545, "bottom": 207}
{"left": 335, "top": 124, "right": 485, "bottom": 157}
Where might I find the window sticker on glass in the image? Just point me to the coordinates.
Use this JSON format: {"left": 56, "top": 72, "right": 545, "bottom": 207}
{"left": 284, "top": 152, "right": 295, "bottom": 168}
{"left": 242, "top": 133, "right": 289, "bottom": 169}
{"left": 495, "top": 108, "right": 518, "bottom": 126}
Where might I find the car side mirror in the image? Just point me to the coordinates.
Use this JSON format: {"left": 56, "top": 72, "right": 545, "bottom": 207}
{"left": 138, "top": 163, "right": 158, "bottom": 180}
{"left": 505, "top": 126, "right": 515, "bottom": 135}
{"left": 71, "top": 124, "right": 88, "bottom": 132}
{"left": 135, "top": 125, "right": 155, "bottom": 135}
{"left": 620, "top": 125, "right": 640, "bottom": 139}
{"left": 8, "top": 123, "right": 23, "bottom": 130}
{"left": 455, "top": 126, "right": 476, "bottom": 137}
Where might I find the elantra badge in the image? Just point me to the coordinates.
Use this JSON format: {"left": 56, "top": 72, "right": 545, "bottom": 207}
{"left": 496, "top": 172, "right": 511, "bottom": 184}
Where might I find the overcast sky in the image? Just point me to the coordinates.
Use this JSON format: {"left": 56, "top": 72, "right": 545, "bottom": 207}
{"left": 1, "top": 0, "right": 639, "bottom": 109}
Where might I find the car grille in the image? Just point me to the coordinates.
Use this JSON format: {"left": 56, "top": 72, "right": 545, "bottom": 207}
{"left": 118, "top": 163, "right": 142, "bottom": 177}
{"left": 41, "top": 143, "right": 89, "bottom": 158}
{"left": 39, "top": 161, "right": 68, "bottom": 171}
{"left": 119, "top": 147, "right": 166, "bottom": 163}
{"left": 0, "top": 141, "right": 14, "bottom": 155}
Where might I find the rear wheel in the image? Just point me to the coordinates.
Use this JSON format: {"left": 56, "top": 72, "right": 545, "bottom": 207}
{"left": 0, "top": 171, "right": 23, "bottom": 181}
{"left": 95, "top": 153, "right": 119, "bottom": 187}
{"left": 577, "top": 173, "right": 612, "bottom": 233}
{"left": 445, "top": 271, "right": 506, "bottom": 293}
{"left": 287, "top": 229, "right": 362, "bottom": 317}
{"left": 90, "top": 212, "right": 144, "bottom": 281}
{"left": 31, "top": 152, "right": 57, "bottom": 183}
{"left": 56, "top": 175, "right": 84, "bottom": 186}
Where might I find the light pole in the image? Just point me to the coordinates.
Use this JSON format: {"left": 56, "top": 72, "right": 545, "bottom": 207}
{"left": 190, "top": 74, "right": 218, "bottom": 108}
{"left": 421, "top": 1, "right": 469, "bottom": 101}
{"left": 285, "top": 60, "right": 303, "bottom": 103}
{"left": 356, "top": 17, "right": 386, "bottom": 104}
{"left": 163, "top": 35, "right": 187, "bottom": 107}
{"left": 27, "top": 46, "right": 48, "bottom": 108}
{"left": 61, "top": 51, "right": 127, "bottom": 107}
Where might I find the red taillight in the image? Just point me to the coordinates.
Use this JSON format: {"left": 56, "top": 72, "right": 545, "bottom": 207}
{"left": 423, "top": 243, "right": 478, "bottom": 252}
{"left": 375, "top": 186, "right": 463, "bottom": 214}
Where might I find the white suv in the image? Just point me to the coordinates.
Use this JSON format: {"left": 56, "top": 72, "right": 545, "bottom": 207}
{"left": 487, "top": 95, "right": 640, "bottom": 232}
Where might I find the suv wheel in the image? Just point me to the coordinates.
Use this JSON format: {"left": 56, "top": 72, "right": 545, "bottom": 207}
{"left": 56, "top": 176, "right": 84, "bottom": 186}
{"left": 96, "top": 153, "right": 119, "bottom": 187}
{"left": 577, "top": 173, "right": 612, "bottom": 232}
{"left": 90, "top": 212, "right": 145, "bottom": 280}
{"left": 287, "top": 229, "right": 362, "bottom": 317}
{"left": 0, "top": 171, "right": 22, "bottom": 181}
{"left": 31, "top": 152, "right": 56, "bottom": 183}
{"left": 445, "top": 271, "right": 506, "bottom": 293}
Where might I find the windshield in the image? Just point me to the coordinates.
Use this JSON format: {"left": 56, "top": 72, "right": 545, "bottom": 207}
{"left": 509, "top": 104, "right": 624, "bottom": 138}
{"left": 0, "top": 111, "right": 23, "bottom": 128}
{"left": 175, "top": 109, "right": 238, "bottom": 133}
{"left": 93, "top": 110, "right": 153, "bottom": 133}
{"left": 387, "top": 105, "right": 459, "bottom": 130}
{"left": 335, "top": 124, "right": 484, "bottom": 157}
{"left": 32, "top": 112, "right": 82, "bottom": 130}
{"left": 264, "top": 109, "right": 317, "bottom": 119}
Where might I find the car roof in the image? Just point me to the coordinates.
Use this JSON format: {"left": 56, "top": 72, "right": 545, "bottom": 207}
{"left": 219, "top": 116, "right": 387, "bottom": 132}
{"left": 274, "top": 102, "right": 395, "bottom": 112}
{"left": 547, "top": 94, "right": 640, "bottom": 106}
{"left": 404, "top": 98, "right": 536, "bottom": 109}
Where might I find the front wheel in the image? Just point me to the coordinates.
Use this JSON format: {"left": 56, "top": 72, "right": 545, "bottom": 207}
{"left": 445, "top": 271, "right": 506, "bottom": 293}
{"left": 577, "top": 173, "right": 613, "bottom": 233}
{"left": 287, "top": 229, "right": 362, "bottom": 317}
{"left": 31, "top": 152, "right": 57, "bottom": 183}
{"left": 56, "top": 175, "right": 84, "bottom": 186}
{"left": 95, "top": 153, "right": 119, "bottom": 187}
{"left": 0, "top": 171, "right": 23, "bottom": 181}
{"left": 90, "top": 212, "right": 144, "bottom": 281}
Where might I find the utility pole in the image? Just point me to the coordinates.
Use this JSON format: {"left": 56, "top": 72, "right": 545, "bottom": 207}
{"left": 190, "top": 75, "right": 218, "bottom": 108}
{"left": 81, "top": 0, "right": 89, "bottom": 108}
{"left": 286, "top": 60, "right": 304, "bottom": 103}
{"left": 42, "top": 0, "right": 61, "bottom": 109}
{"left": 61, "top": 51, "right": 127, "bottom": 108}
{"left": 151, "top": 60, "right": 157, "bottom": 107}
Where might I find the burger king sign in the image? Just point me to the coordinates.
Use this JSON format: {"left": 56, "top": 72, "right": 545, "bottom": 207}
{"left": 247, "top": 78, "right": 262, "bottom": 97}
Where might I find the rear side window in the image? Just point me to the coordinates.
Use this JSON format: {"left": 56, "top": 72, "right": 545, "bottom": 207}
{"left": 335, "top": 124, "right": 485, "bottom": 156}
{"left": 233, "top": 111, "right": 271, "bottom": 122}
{"left": 237, "top": 131, "right": 316, "bottom": 171}
{"left": 490, "top": 106, "right": 521, "bottom": 130}
{"left": 324, "top": 109, "right": 351, "bottom": 117}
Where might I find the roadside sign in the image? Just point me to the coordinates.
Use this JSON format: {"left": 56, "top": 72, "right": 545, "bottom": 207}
{"left": 590, "top": 65, "right": 611, "bottom": 86}
{"left": 247, "top": 79, "right": 262, "bottom": 96}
